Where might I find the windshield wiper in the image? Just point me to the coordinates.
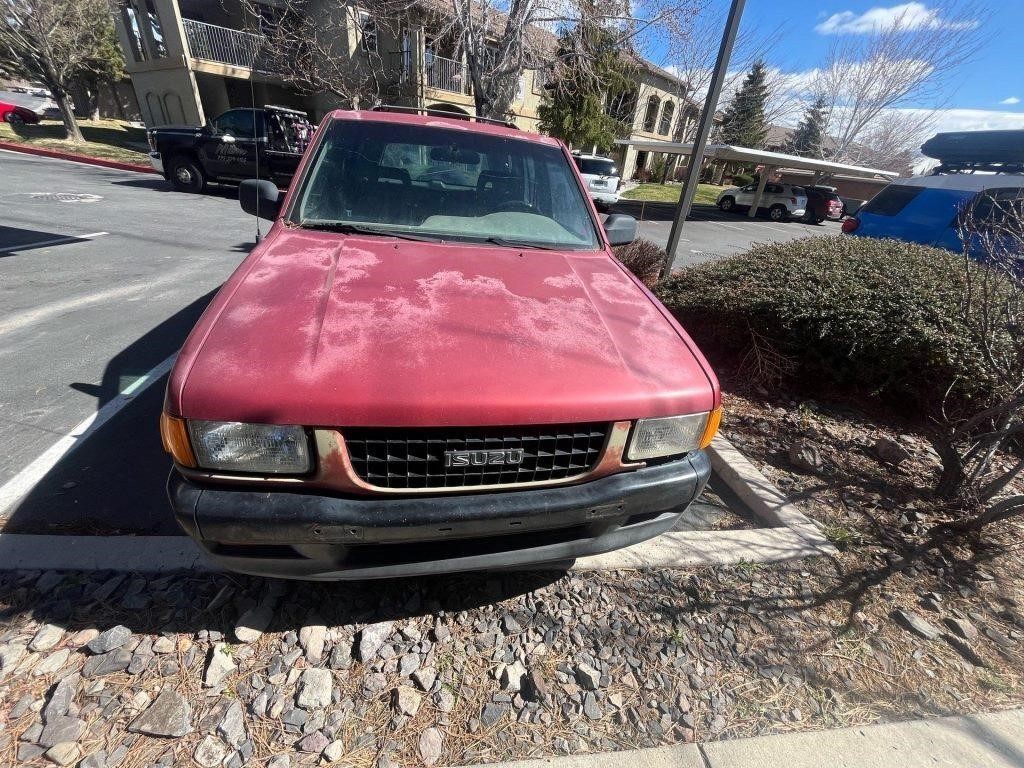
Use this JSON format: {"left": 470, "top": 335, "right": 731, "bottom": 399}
{"left": 297, "top": 221, "right": 442, "bottom": 242}
{"left": 482, "top": 236, "right": 557, "bottom": 251}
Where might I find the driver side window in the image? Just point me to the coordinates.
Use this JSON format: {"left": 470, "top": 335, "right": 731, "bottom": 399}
{"left": 741, "top": 184, "right": 757, "bottom": 192}
{"left": 214, "top": 110, "right": 256, "bottom": 138}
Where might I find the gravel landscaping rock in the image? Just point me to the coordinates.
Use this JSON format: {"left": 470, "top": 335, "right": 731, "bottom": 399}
{"left": 419, "top": 727, "right": 443, "bottom": 766}
{"left": 38, "top": 716, "right": 85, "bottom": 748}
{"left": 194, "top": 734, "right": 227, "bottom": 768}
{"left": 82, "top": 648, "right": 131, "bottom": 678}
{"left": 358, "top": 621, "right": 394, "bottom": 661}
{"left": 297, "top": 667, "right": 333, "bottom": 709}
{"left": 204, "top": 643, "right": 237, "bottom": 688}
{"left": 30, "top": 623, "right": 65, "bottom": 652}
{"left": 234, "top": 605, "right": 273, "bottom": 643}
{"left": 893, "top": 610, "right": 941, "bottom": 640}
{"left": 127, "top": 690, "right": 192, "bottom": 737}
{"left": 87, "top": 625, "right": 132, "bottom": 654}
{"left": 44, "top": 742, "right": 81, "bottom": 766}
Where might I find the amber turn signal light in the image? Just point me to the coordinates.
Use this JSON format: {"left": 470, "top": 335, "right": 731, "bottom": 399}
{"left": 160, "top": 412, "right": 197, "bottom": 468}
{"left": 699, "top": 406, "right": 722, "bottom": 449}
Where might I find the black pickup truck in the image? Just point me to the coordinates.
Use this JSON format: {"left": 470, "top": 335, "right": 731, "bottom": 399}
{"left": 146, "top": 105, "right": 314, "bottom": 192}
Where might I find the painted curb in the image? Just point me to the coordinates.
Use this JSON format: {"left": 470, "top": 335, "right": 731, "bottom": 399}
{"left": 0, "top": 140, "right": 157, "bottom": 174}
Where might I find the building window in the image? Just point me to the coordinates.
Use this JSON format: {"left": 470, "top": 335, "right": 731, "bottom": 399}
{"left": 121, "top": 5, "right": 146, "bottom": 62}
{"left": 642, "top": 96, "right": 659, "bottom": 133}
{"left": 658, "top": 101, "right": 674, "bottom": 136}
{"left": 144, "top": 0, "right": 167, "bottom": 58}
{"left": 358, "top": 10, "right": 377, "bottom": 54}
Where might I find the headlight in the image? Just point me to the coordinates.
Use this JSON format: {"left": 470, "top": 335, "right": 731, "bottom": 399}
{"left": 626, "top": 410, "right": 721, "bottom": 461}
{"left": 187, "top": 420, "right": 311, "bottom": 474}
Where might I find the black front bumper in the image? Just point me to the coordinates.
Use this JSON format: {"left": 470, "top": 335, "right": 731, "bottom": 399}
{"left": 169, "top": 451, "right": 711, "bottom": 580}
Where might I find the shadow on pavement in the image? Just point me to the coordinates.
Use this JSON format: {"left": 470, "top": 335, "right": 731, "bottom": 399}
{"left": 0, "top": 224, "right": 88, "bottom": 256}
{"left": 612, "top": 201, "right": 729, "bottom": 223}
{"left": 1, "top": 290, "right": 219, "bottom": 536}
{"left": 110, "top": 178, "right": 242, "bottom": 200}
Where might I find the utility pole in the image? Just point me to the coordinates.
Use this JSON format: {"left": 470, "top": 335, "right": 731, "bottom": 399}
{"left": 660, "top": 0, "right": 747, "bottom": 279}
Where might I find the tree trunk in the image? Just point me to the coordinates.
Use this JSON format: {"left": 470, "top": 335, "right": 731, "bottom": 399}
{"left": 55, "top": 91, "right": 84, "bottom": 143}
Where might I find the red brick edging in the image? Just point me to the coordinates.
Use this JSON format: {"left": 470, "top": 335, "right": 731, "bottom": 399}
{"left": 0, "top": 140, "right": 158, "bottom": 174}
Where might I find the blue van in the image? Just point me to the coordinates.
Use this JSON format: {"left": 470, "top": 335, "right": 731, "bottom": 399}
{"left": 843, "top": 174, "right": 1024, "bottom": 254}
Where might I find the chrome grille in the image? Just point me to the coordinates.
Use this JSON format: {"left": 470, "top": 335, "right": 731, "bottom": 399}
{"left": 344, "top": 424, "right": 609, "bottom": 490}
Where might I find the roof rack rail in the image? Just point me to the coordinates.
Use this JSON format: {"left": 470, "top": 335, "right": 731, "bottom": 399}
{"left": 930, "top": 161, "right": 1024, "bottom": 175}
{"left": 369, "top": 104, "right": 518, "bottom": 129}
{"left": 263, "top": 104, "right": 308, "bottom": 114}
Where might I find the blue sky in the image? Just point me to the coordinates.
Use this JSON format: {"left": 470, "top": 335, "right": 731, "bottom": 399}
{"left": 654, "top": 0, "right": 1024, "bottom": 133}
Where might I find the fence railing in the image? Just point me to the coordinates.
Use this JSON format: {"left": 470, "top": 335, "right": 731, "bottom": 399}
{"left": 182, "top": 18, "right": 263, "bottom": 70}
{"left": 424, "top": 52, "right": 470, "bottom": 95}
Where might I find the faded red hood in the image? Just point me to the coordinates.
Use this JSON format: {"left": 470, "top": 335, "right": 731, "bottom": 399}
{"left": 168, "top": 228, "right": 718, "bottom": 426}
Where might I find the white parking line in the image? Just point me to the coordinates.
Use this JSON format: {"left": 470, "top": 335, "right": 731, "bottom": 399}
{"left": 2, "top": 231, "right": 108, "bottom": 252}
{"left": 0, "top": 354, "right": 176, "bottom": 516}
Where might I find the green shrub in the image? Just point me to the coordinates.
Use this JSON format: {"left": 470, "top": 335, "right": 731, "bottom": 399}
{"left": 731, "top": 172, "right": 754, "bottom": 187}
{"left": 613, "top": 238, "right": 665, "bottom": 287}
{"left": 656, "top": 236, "right": 995, "bottom": 410}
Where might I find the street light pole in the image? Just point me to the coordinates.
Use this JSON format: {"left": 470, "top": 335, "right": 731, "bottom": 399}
{"left": 660, "top": 0, "right": 748, "bottom": 279}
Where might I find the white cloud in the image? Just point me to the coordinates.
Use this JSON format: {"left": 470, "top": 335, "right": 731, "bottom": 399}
{"left": 898, "top": 107, "right": 1024, "bottom": 133}
{"left": 815, "top": 2, "right": 977, "bottom": 34}
{"left": 999, "top": 96, "right": 1021, "bottom": 105}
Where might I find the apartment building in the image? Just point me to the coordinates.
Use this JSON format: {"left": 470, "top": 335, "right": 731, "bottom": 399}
{"left": 113, "top": 0, "right": 549, "bottom": 129}
{"left": 113, "top": 0, "right": 708, "bottom": 174}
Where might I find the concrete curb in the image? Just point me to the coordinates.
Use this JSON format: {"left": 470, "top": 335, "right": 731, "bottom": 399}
{"left": 0, "top": 140, "right": 157, "bottom": 174}
{"left": 707, "top": 435, "right": 833, "bottom": 548}
{"left": 461, "top": 709, "right": 1024, "bottom": 768}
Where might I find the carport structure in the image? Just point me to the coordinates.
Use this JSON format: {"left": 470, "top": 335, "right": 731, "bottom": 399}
{"left": 614, "top": 140, "right": 897, "bottom": 218}
{"left": 615, "top": 139, "right": 899, "bottom": 219}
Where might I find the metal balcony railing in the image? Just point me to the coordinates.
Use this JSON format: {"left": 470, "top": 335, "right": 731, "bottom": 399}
{"left": 425, "top": 52, "right": 470, "bottom": 95}
{"left": 182, "top": 18, "right": 263, "bottom": 69}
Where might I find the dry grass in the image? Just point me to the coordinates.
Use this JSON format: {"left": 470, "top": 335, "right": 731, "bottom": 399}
{"left": 0, "top": 118, "right": 148, "bottom": 164}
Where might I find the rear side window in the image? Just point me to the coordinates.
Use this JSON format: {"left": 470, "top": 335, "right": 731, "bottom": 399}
{"left": 862, "top": 185, "right": 925, "bottom": 216}
{"left": 574, "top": 157, "right": 618, "bottom": 176}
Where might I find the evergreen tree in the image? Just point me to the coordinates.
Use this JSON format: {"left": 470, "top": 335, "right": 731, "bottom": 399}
{"left": 785, "top": 97, "right": 827, "bottom": 157}
{"left": 718, "top": 60, "right": 769, "bottom": 149}
{"left": 538, "top": 24, "right": 632, "bottom": 153}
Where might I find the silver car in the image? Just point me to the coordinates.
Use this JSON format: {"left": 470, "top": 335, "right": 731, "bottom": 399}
{"left": 716, "top": 181, "right": 808, "bottom": 221}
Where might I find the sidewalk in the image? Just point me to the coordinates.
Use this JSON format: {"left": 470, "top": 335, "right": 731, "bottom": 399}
{"left": 474, "top": 709, "right": 1024, "bottom": 768}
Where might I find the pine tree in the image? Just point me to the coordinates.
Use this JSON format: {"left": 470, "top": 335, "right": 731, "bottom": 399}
{"left": 786, "top": 97, "right": 827, "bottom": 158}
{"left": 718, "top": 61, "right": 769, "bottom": 149}
{"left": 537, "top": 24, "right": 632, "bottom": 153}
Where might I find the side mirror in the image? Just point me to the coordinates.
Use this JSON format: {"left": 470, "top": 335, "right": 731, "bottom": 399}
{"left": 239, "top": 179, "right": 282, "bottom": 221}
{"left": 603, "top": 213, "right": 637, "bottom": 247}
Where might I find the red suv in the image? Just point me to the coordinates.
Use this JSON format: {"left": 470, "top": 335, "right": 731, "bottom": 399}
{"left": 161, "top": 110, "right": 720, "bottom": 579}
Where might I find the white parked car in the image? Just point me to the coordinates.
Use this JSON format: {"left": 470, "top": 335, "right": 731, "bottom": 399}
{"left": 716, "top": 181, "right": 808, "bottom": 221}
{"left": 572, "top": 153, "right": 621, "bottom": 211}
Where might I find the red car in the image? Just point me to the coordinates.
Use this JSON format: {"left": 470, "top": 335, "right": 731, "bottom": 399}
{"left": 802, "top": 186, "right": 844, "bottom": 224}
{"left": 0, "top": 99, "right": 41, "bottom": 126}
{"left": 161, "top": 109, "right": 721, "bottom": 579}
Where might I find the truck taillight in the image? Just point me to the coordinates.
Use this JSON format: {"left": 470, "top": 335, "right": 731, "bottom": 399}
{"left": 841, "top": 217, "right": 860, "bottom": 234}
{"left": 790, "top": 197, "right": 797, "bottom": 204}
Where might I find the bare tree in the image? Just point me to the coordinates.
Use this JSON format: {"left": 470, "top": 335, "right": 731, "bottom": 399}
{"left": 0, "top": 0, "right": 118, "bottom": 141}
{"left": 234, "top": 0, "right": 413, "bottom": 108}
{"left": 811, "top": 0, "right": 985, "bottom": 163}
{"left": 840, "top": 109, "right": 935, "bottom": 173}
{"left": 661, "top": 10, "right": 789, "bottom": 134}
{"left": 932, "top": 189, "right": 1024, "bottom": 518}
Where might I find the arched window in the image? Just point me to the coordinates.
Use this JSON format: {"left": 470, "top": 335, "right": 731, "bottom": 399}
{"left": 658, "top": 101, "right": 675, "bottom": 135}
{"left": 642, "top": 96, "right": 660, "bottom": 132}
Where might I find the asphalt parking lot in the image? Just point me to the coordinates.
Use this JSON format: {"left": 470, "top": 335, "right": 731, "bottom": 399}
{"left": 0, "top": 154, "right": 769, "bottom": 538}
{"left": 0, "top": 150, "right": 252, "bottom": 534}
{"left": 614, "top": 199, "right": 843, "bottom": 268}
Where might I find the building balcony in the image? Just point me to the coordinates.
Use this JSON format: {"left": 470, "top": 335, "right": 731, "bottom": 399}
{"left": 182, "top": 18, "right": 263, "bottom": 70}
{"left": 424, "top": 52, "right": 471, "bottom": 95}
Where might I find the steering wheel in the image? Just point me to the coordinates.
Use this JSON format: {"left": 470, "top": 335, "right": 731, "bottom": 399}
{"left": 493, "top": 200, "right": 537, "bottom": 214}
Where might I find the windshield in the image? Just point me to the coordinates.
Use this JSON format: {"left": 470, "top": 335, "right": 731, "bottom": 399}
{"left": 289, "top": 119, "right": 600, "bottom": 250}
